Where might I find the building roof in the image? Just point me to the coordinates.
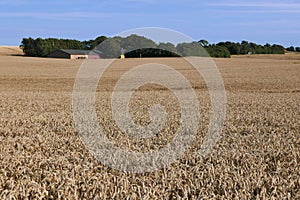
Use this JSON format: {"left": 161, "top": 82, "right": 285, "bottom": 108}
{"left": 59, "top": 49, "right": 101, "bottom": 55}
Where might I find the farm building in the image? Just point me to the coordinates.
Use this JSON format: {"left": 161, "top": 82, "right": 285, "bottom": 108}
{"left": 47, "top": 49, "right": 101, "bottom": 59}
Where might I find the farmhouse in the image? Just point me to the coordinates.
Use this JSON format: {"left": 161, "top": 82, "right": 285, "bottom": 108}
{"left": 47, "top": 49, "right": 101, "bottom": 59}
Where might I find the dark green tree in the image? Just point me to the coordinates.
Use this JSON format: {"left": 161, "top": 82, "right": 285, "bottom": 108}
{"left": 216, "top": 41, "right": 240, "bottom": 55}
{"left": 86, "top": 36, "right": 107, "bottom": 50}
{"left": 21, "top": 37, "right": 86, "bottom": 57}
{"left": 205, "top": 45, "right": 231, "bottom": 58}
{"left": 271, "top": 44, "right": 285, "bottom": 54}
{"left": 176, "top": 42, "right": 207, "bottom": 57}
{"left": 120, "top": 34, "right": 157, "bottom": 53}
{"left": 263, "top": 43, "right": 271, "bottom": 54}
{"left": 198, "top": 39, "right": 209, "bottom": 47}
{"left": 98, "top": 38, "right": 121, "bottom": 58}
{"left": 286, "top": 46, "right": 295, "bottom": 52}
{"left": 20, "top": 37, "right": 37, "bottom": 56}
{"left": 240, "top": 41, "right": 250, "bottom": 54}
{"left": 157, "top": 42, "right": 177, "bottom": 53}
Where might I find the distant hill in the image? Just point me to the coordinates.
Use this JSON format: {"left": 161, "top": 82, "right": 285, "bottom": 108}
{"left": 0, "top": 46, "right": 24, "bottom": 56}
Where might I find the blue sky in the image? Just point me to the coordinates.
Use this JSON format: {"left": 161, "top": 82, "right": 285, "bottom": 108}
{"left": 1, "top": 0, "right": 300, "bottom": 47}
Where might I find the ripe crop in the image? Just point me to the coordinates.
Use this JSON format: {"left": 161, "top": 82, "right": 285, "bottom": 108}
{"left": 0, "top": 52, "right": 299, "bottom": 199}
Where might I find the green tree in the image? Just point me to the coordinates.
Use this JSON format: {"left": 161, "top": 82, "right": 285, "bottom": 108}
{"left": 286, "top": 46, "right": 295, "bottom": 52}
{"left": 240, "top": 41, "right": 250, "bottom": 54}
{"left": 198, "top": 39, "right": 209, "bottom": 47}
{"left": 205, "top": 45, "right": 231, "bottom": 58}
{"left": 249, "top": 42, "right": 258, "bottom": 54}
{"left": 216, "top": 41, "right": 240, "bottom": 55}
{"left": 263, "top": 43, "right": 271, "bottom": 54}
{"left": 98, "top": 38, "right": 121, "bottom": 58}
{"left": 271, "top": 44, "right": 285, "bottom": 54}
{"left": 21, "top": 37, "right": 86, "bottom": 57}
{"left": 20, "top": 37, "right": 37, "bottom": 56}
{"left": 157, "top": 42, "right": 177, "bottom": 53}
{"left": 35, "top": 38, "right": 47, "bottom": 57}
{"left": 176, "top": 42, "right": 207, "bottom": 57}
{"left": 120, "top": 34, "right": 157, "bottom": 53}
{"left": 86, "top": 36, "right": 107, "bottom": 50}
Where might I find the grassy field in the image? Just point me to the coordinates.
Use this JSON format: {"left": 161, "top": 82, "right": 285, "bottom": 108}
{"left": 0, "top": 47, "right": 299, "bottom": 199}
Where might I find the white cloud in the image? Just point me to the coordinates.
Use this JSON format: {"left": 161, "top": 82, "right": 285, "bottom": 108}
{"left": 209, "top": 2, "right": 300, "bottom": 9}
{"left": 223, "top": 9, "right": 300, "bottom": 14}
{"left": 207, "top": 1, "right": 300, "bottom": 14}
{"left": 0, "top": 12, "right": 139, "bottom": 20}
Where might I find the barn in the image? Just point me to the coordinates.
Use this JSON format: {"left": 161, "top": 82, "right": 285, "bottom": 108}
{"left": 47, "top": 49, "right": 101, "bottom": 59}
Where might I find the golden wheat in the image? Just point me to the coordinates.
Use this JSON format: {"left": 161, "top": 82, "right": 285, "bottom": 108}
{"left": 0, "top": 51, "right": 299, "bottom": 199}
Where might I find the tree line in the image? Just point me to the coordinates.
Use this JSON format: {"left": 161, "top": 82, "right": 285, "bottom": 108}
{"left": 20, "top": 35, "right": 298, "bottom": 58}
{"left": 286, "top": 46, "right": 300, "bottom": 52}
{"left": 20, "top": 36, "right": 107, "bottom": 57}
{"left": 203, "top": 40, "right": 287, "bottom": 57}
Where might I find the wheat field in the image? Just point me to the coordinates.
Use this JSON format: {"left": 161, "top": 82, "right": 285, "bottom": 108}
{"left": 0, "top": 47, "right": 299, "bottom": 199}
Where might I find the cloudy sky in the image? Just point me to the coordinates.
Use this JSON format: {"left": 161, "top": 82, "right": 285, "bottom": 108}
{"left": 1, "top": 0, "right": 299, "bottom": 46}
